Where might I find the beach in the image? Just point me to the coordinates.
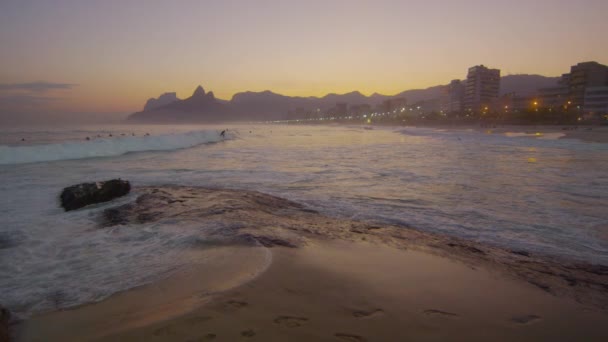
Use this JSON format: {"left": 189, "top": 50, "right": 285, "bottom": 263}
{"left": 15, "top": 186, "right": 608, "bottom": 341}
{"left": 477, "top": 125, "right": 608, "bottom": 143}
{"left": 1, "top": 124, "right": 607, "bottom": 341}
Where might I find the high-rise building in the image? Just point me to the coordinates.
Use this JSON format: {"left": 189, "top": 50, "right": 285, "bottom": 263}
{"left": 583, "top": 86, "right": 608, "bottom": 115}
{"left": 380, "top": 98, "right": 407, "bottom": 113}
{"left": 440, "top": 79, "right": 465, "bottom": 113}
{"left": 565, "top": 61, "right": 608, "bottom": 108}
{"left": 538, "top": 86, "right": 569, "bottom": 110}
{"left": 463, "top": 65, "right": 500, "bottom": 112}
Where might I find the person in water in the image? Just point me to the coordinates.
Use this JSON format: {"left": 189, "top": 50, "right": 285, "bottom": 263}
{"left": 220, "top": 130, "right": 226, "bottom": 138}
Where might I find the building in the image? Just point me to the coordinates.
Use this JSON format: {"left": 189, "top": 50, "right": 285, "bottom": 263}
{"left": 463, "top": 65, "right": 500, "bottom": 112}
{"left": 334, "top": 103, "right": 348, "bottom": 117}
{"left": 538, "top": 86, "right": 569, "bottom": 110}
{"left": 440, "top": 79, "right": 465, "bottom": 113}
{"left": 349, "top": 104, "right": 372, "bottom": 116}
{"left": 500, "top": 93, "right": 536, "bottom": 112}
{"left": 583, "top": 86, "right": 608, "bottom": 115}
{"left": 379, "top": 97, "right": 407, "bottom": 113}
{"left": 565, "top": 61, "right": 608, "bottom": 108}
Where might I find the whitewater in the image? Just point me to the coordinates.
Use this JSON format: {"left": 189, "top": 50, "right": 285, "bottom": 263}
{"left": 0, "top": 124, "right": 607, "bottom": 318}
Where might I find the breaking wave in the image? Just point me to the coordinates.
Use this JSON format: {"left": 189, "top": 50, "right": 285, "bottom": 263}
{"left": 0, "top": 130, "right": 225, "bottom": 165}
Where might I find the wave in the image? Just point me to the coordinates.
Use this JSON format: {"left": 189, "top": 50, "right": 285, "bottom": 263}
{"left": 0, "top": 130, "right": 225, "bottom": 165}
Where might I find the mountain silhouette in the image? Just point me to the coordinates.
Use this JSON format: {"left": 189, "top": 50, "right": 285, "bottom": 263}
{"left": 143, "top": 92, "right": 180, "bottom": 111}
{"left": 500, "top": 74, "right": 560, "bottom": 96}
{"left": 128, "top": 85, "right": 230, "bottom": 123}
{"left": 127, "top": 75, "right": 560, "bottom": 123}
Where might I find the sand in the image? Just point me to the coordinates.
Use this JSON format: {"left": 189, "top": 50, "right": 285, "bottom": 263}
{"left": 14, "top": 186, "right": 608, "bottom": 341}
{"left": 467, "top": 125, "right": 608, "bottom": 143}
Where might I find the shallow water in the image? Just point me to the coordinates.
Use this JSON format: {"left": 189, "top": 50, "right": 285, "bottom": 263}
{"left": 0, "top": 124, "right": 607, "bottom": 316}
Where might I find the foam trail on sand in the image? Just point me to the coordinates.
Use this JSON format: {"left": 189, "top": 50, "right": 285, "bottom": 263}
{"left": 0, "top": 130, "right": 225, "bottom": 165}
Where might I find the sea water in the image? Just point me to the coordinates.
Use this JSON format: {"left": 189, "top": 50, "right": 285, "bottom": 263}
{"left": 1, "top": 124, "right": 607, "bottom": 317}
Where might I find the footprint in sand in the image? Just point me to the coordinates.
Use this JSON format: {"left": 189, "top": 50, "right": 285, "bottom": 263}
{"left": 352, "top": 308, "right": 384, "bottom": 319}
{"left": 187, "top": 334, "right": 217, "bottom": 341}
{"left": 423, "top": 309, "right": 459, "bottom": 318}
{"left": 510, "top": 314, "right": 541, "bottom": 325}
{"left": 184, "top": 315, "right": 213, "bottom": 326}
{"left": 225, "top": 300, "right": 249, "bottom": 309}
{"left": 334, "top": 333, "right": 367, "bottom": 342}
{"left": 153, "top": 325, "right": 176, "bottom": 336}
{"left": 274, "top": 315, "right": 309, "bottom": 328}
{"left": 241, "top": 329, "right": 256, "bottom": 337}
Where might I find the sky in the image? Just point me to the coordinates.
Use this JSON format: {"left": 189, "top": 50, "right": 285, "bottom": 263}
{"left": 1, "top": 0, "right": 607, "bottom": 122}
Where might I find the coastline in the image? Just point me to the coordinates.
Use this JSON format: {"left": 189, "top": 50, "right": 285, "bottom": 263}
{"left": 468, "top": 124, "right": 608, "bottom": 143}
{"left": 13, "top": 186, "right": 608, "bottom": 341}
{"left": 389, "top": 123, "right": 608, "bottom": 143}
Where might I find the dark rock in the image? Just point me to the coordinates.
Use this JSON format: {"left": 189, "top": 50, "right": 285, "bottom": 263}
{"left": 580, "top": 264, "right": 608, "bottom": 276}
{"left": 60, "top": 179, "right": 131, "bottom": 211}
{"left": 560, "top": 274, "right": 578, "bottom": 286}
{"left": 511, "top": 250, "right": 530, "bottom": 257}
{"left": 447, "top": 242, "right": 485, "bottom": 255}
{"left": 1, "top": 305, "right": 10, "bottom": 342}
{"left": 102, "top": 206, "right": 132, "bottom": 226}
{"left": 465, "top": 246, "right": 485, "bottom": 255}
{"left": 528, "top": 280, "right": 551, "bottom": 293}
{"left": 255, "top": 236, "right": 298, "bottom": 248}
{"left": 237, "top": 234, "right": 298, "bottom": 248}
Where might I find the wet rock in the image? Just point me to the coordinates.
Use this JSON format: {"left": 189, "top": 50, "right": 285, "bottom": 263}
{"left": 580, "top": 264, "right": 608, "bottom": 276}
{"left": 447, "top": 242, "right": 485, "bottom": 255}
{"left": 102, "top": 206, "right": 132, "bottom": 226}
{"left": 238, "top": 233, "right": 298, "bottom": 248}
{"left": 60, "top": 179, "right": 131, "bottom": 211}
{"left": 255, "top": 236, "right": 298, "bottom": 248}
{"left": 528, "top": 280, "right": 551, "bottom": 293}
{"left": 511, "top": 250, "right": 530, "bottom": 257}
{"left": 1, "top": 305, "right": 10, "bottom": 342}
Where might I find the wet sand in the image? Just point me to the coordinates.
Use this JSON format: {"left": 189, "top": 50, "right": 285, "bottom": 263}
{"left": 467, "top": 125, "right": 608, "bottom": 143}
{"left": 14, "top": 186, "right": 608, "bottom": 341}
{"left": 17, "top": 245, "right": 271, "bottom": 341}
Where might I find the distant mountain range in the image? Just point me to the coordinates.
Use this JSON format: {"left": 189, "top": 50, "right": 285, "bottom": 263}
{"left": 127, "top": 74, "right": 560, "bottom": 123}
{"left": 500, "top": 74, "right": 560, "bottom": 96}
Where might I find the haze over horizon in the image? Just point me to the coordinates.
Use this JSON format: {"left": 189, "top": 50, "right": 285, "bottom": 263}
{"left": 1, "top": 0, "right": 607, "bottom": 122}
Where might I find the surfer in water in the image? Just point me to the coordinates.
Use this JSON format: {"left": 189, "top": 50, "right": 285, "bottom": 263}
{"left": 220, "top": 130, "right": 226, "bottom": 138}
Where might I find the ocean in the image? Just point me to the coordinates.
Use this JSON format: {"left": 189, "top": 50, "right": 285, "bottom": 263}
{"left": 1, "top": 124, "right": 607, "bottom": 317}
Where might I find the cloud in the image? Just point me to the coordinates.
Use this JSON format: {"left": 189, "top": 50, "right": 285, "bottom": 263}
{"left": 0, "top": 82, "right": 76, "bottom": 114}
{"left": 0, "top": 94, "right": 58, "bottom": 106}
{"left": 0, "top": 81, "right": 77, "bottom": 93}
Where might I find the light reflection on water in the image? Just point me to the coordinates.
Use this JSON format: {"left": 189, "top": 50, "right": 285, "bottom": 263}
{"left": 167, "top": 125, "right": 607, "bottom": 263}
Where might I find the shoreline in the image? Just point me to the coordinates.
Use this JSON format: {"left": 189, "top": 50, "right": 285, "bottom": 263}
{"left": 380, "top": 123, "right": 608, "bottom": 143}
{"left": 16, "top": 244, "right": 272, "bottom": 341}
{"left": 444, "top": 124, "right": 608, "bottom": 143}
{"left": 313, "top": 122, "right": 608, "bottom": 143}
{"left": 105, "top": 240, "right": 608, "bottom": 341}
{"left": 12, "top": 186, "right": 608, "bottom": 341}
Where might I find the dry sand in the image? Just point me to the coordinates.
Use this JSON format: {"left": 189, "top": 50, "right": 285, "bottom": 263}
{"left": 14, "top": 186, "right": 608, "bottom": 341}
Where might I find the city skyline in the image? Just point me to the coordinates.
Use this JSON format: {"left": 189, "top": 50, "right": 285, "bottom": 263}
{"left": 1, "top": 0, "right": 607, "bottom": 121}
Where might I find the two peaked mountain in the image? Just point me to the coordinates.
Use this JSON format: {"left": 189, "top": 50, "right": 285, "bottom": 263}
{"left": 128, "top": 86, "right": 230, "bottom": 123}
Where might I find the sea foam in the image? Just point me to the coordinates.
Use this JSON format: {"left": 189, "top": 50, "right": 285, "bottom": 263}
{"left": 0, "top": 130, "right": 225, "bottom": 165}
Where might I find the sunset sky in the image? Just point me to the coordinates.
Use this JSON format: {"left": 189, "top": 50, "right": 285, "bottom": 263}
{"left": 1, "top": 0, "right": 607, "bottom": 121}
